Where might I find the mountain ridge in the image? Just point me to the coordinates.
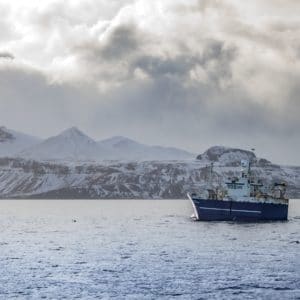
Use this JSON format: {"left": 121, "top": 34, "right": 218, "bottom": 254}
{"left": 0, "top": 157, "right": 298, "bottom": 199}
{"left": 19, "top": 127, "right": 108, "bottom": 162}
{"left": 196, "top": 145, "right": 271, "bottom": 167}
{"left": 0, "top": 126, "right": 297, "bottom": 166}
{"left": 0, "top": 127, "right": 299, "bottom": 199}
{"left": 0, "top": 126, "right": 195, "bottom": 161}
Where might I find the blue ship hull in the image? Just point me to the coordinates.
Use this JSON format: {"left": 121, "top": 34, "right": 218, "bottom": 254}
{"left": 189, "top": 196, "right": 288, "bottom": 221}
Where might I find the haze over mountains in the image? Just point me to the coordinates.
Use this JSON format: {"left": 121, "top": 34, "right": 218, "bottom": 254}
{"left": 0, "top": 126, "right": 42, "bottom": 157}
{"left": 20, "top": 127, "right": 109, "bottom": 162}
{"left": 0, "top": 125, "right": 299, "bottom": 199}
{"left": 0, "top": 126, "right": 195, "bottom": 161}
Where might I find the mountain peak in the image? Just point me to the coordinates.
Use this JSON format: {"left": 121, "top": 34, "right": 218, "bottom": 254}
{"left": 197, "top": 146, "right": 256, "bottom": 165}
{"left": 55, "top": 127, "right": 99, "bottom": 145}
{"left": 60, "top": 126, "right": 86, "bottom": 138}
{"left": 19, "top": 127, "right": 103, "bottom": 161}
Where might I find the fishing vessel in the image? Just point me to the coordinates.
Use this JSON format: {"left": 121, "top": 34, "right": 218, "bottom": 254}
{"left": 188, "top": 160, "right": 289, "bottom": 221}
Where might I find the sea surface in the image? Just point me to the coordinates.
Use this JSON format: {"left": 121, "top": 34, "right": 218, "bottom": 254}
{"left": 0, "top": 199, "right": 299, "bottom": 300}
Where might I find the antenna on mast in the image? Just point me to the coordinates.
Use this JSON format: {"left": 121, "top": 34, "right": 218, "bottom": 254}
{"left": 250, "top": 148, "right": 256, "bottom": 163}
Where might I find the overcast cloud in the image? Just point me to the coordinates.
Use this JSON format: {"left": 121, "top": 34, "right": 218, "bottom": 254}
{"left": 0, "top": 0, "right": 299, "bottom": 164}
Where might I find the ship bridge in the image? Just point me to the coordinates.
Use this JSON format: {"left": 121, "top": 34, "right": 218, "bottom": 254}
{"left": 226, "top": 160, "right": 252, "bottom": 199}
{"left": 226, "top": 177, "right": 250, "bottom": 199}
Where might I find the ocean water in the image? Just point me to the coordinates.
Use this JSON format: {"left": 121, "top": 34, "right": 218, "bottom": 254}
{"left": 0, "top": 199, "right": 299, "bottom": 300}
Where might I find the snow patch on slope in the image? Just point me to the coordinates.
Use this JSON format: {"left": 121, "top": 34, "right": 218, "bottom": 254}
{"left": 0, "top": 158, "right": 298, "bottom": 199}
{"left": 197, "top": 146, "right": 258, "bottom": 166}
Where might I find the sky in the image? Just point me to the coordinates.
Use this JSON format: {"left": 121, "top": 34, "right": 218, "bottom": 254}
{"left": 0, "top": 0, "right": 299, "bottom": 164}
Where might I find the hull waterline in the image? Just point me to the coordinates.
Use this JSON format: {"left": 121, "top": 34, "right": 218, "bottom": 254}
{"left": 188, "top": 194, "right": 288, "bottom": 221}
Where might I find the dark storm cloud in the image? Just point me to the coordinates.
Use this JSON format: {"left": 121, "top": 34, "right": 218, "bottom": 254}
{"left": 74, "top": 24, "right": 141, "bottom": 62}
{"left": 0, "top": 0, "right": 299, "bottom": 164}
{"left": 0, "top": 51, "right": 14, "bottom": 60}
{"left": 132, "top": 55, "right": 197, "bottom": 78}
{"left": 78, "top": 29, "right": 238, "bottom": 87}
{"left": 200, "top": 40, "right": 237, "bottom": 84}
{"left": 130, "top": 40, "right": 237, "bottom": 85}
{"left": 100, "top": 24, "right": 140, "bottom": 60}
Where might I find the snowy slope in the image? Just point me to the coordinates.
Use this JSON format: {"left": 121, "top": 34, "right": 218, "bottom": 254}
{"left": 13, "top": 128, "right": 194, "bottom": 162}
{"left": 0, "top": 157, "right": 298, "bottom": 199}
{"left": 196, "top": 146, "right": 269, "bottom": 166}
{"left": 0, "top": 126, "right": 41, "bottom": 157}
{"left": 98, "top": 136, "right": 195, "bottom": 160}
{"left": 20, "top": 127, "right": 109, "bottom": 162}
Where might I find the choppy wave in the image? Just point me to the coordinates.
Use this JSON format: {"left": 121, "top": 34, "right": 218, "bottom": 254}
{"left": 0, "top": 199, "right": 299, "bottom": 299}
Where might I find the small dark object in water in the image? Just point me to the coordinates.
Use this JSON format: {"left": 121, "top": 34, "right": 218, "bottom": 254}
{"left": 72, "top": 219, "right": 77, "bottom": 223}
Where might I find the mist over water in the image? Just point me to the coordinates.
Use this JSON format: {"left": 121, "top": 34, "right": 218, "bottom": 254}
{"left": 0, "top": 199, "right": 299, "bottom": 299}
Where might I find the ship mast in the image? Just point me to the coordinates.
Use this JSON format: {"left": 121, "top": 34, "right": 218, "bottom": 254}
{"left": 209, "top": 162, "right": 214, "bottom": 189}
{"left": 249, "top": 148, "right": 255, "bottom": 181}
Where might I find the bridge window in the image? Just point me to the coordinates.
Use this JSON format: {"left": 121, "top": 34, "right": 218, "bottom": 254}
{"left": 227, "top": 183, "right": 243, "bottom": 189}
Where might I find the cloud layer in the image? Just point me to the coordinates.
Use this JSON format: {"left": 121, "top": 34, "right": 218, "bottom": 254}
{"left": 0, "top": 0, "right": 299, "bottom": 164}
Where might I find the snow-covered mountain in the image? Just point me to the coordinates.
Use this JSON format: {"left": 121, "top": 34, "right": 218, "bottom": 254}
{"left": 14, "top": 127, "right": 195, "bottom": 161}
{"left": 98, "top": 136, "right": 195, "bottom": 160}
{"left": 196, "top": 146, "right": 270, "bottom": 166}
{"left": 0, "top": 143, "right": 299, "bottom": 199}
{"left": 1, "top": 126, "right": 298, "bottom": 199}
{"left": 20, "top": 127, "right": 109, "bottom": 162}
{"left": 0, "top": 126, "right": 41, "bottom": 157}
{"left": 0, "top": 157, "right": 299, "bottom": 199}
